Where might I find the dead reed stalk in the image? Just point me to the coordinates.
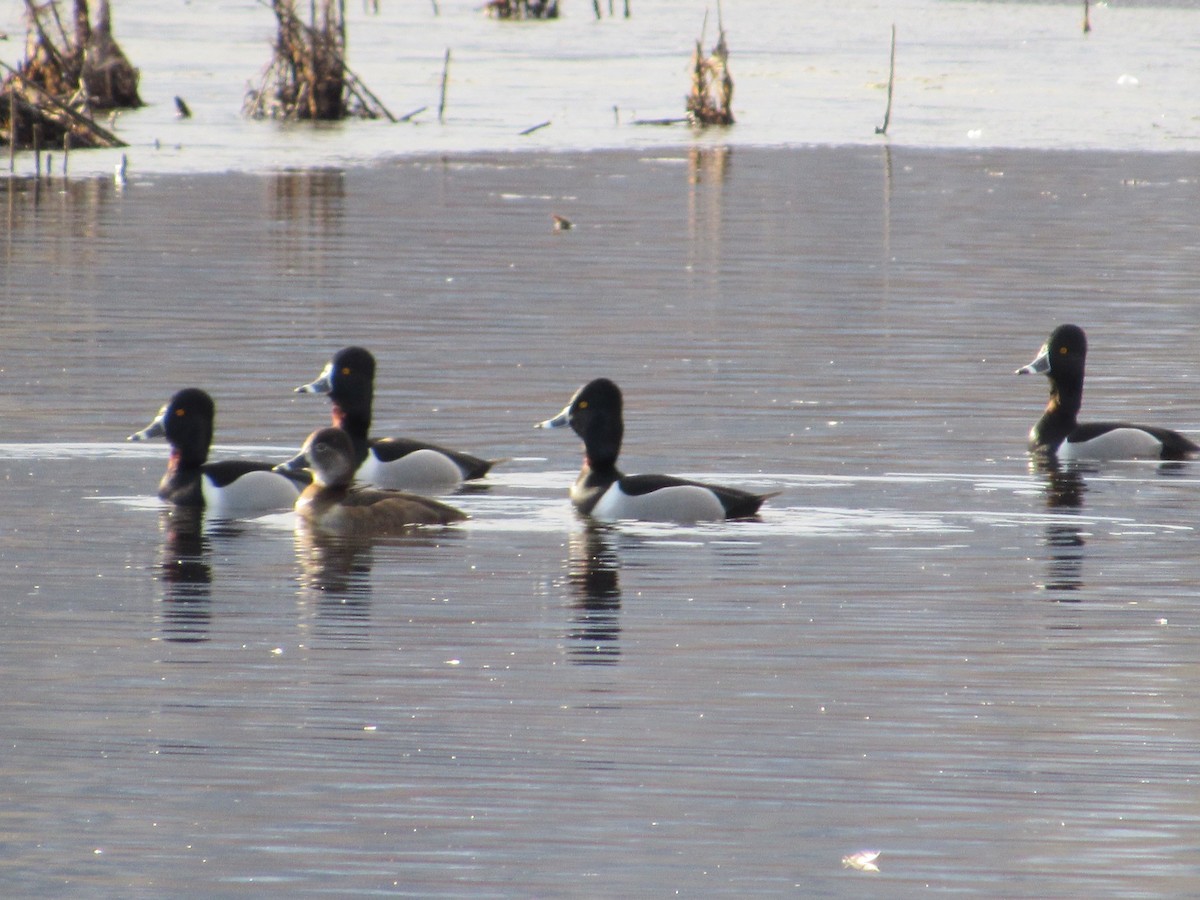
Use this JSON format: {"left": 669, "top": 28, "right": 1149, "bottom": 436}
{"left": 686, "top": 10, "right": 734, "bottom": 127}
{"left": 245, "top": 0, "right": 393, "bottom": 121}
{"left": 0, "top": 0, "right": 136, "bottom": 151}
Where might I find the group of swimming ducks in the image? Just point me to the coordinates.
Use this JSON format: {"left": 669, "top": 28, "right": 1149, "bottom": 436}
{"left": 128, "top": 324, "right": 1199, "bottom": 536}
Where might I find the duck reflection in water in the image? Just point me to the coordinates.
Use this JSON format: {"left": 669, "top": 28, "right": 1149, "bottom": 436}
{"left": 563, "top": 526, "right": 622, "bottom": 665}
{"left": 292, "top": 523, "right": 466, "bottom": 646}
{"left": 292, "top": 525, "right": 374, "bottom": 644}
{"left": 155, "top": 507, "right": 214, "bottom": 642}
{"left": 1033, "top": 458, "right": 1089, "bottom": 598}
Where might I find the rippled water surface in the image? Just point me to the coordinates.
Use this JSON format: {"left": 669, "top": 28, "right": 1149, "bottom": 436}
{"left": 5, "top": 141, "right": 1200, "bottom": 894}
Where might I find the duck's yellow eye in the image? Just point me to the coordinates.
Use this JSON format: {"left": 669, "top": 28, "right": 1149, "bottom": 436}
{"left": 341, "top": 366, "right": 352, "bottom": 375}
{"left": 1059, "top": 345, "right": 1068, "bottom": 355}
{"left": 175, "top": 408, "right": 186, "bottom": 417}
{"left": 578, "top": 400, "right": 588, "bottom": 410}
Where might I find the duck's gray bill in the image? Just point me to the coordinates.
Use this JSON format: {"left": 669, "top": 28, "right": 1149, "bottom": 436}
{"left": 536, "top": 405, "right": 571, "bottom": 430}
{"left": 1016, "top": 347, "right": 1051, "bottom": 376}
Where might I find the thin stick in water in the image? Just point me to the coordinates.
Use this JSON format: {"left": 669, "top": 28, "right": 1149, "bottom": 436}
{"left": 438, "top": 48, "right": 451, "bottom": 123}
{"left": 875, "top": 24, "right": 896, "bottom": 135}
{"left": 519, "top": 120, "right": 550, "bottom": 135}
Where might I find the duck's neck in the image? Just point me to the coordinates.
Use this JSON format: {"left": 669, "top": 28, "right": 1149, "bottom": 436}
{"left": 331, "top": 403, "right": 371, "bottom": 467}
{"left": 579, "top": 415, "right": 623, "bottom": 474}
{"left": 168, "top": 445, "right": 204, "bottom": 472}
{"left": 160, "top": 449, "right": 202, "bottom": 503}
{"left": 572, "top": 456, "right": 622, "bottom": 514}
{"left": 584, "top": 452, "right": 619, "bottom": 475}
{"left": 1034, "top": 379, "right": 1081, "bottom": 449}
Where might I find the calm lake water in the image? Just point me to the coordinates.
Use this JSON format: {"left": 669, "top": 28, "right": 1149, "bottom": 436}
{"left": 5, "top": 145, "right": 1200, "bottom": 896}
{"left": 5, "top": 0, "right": 1200, "bottom": 896}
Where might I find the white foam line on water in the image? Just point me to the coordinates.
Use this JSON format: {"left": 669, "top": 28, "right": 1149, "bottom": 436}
{"left": 12, "top": 446, "right": 1200, "bottom": 490}
{"left": 94, "top": 495, "right": 165, "bottom": 512}
{"left": 0, "top": 442, "right": 304, "bottom": 460}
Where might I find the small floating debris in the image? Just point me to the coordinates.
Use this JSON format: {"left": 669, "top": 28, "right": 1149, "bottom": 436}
{"left": 552, "top": 214, "right": 573, "bottom": 231}
{"left": 174, "top": 96, "right": 191, "bottom": 119}
{"left": 841, "top": 849, "right": 881, "bottom": 873}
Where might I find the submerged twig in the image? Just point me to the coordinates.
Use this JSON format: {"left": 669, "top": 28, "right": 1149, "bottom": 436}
{"left": 631, "top": 116, "right": 688, "bottom": 127}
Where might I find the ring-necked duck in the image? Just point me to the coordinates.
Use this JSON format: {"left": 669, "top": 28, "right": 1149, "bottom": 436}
{"left": 1017, "top": 323, "right": 1198, "bottom": 461}
{"left": 295, "top": 346, "right": 498, "bottom": 493}
{"left": 129, "top": 388, "right": 306, "bottom": 516}
{"left": 537, "top": 378, "right": 776, "bottom": 522}
{"left": 276, "top": 427, "right": 468, "bottom": 534}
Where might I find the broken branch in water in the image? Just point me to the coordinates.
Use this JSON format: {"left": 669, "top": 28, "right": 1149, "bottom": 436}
{"left": 0, "top": 58, "right": 126, "bottom": 150}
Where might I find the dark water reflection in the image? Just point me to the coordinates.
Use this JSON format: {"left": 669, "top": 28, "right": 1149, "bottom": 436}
{"left": 5, "top": 147, "right": 1200, "bottom": 895}
{"left": 156, "top": 508, "right": 214, "bottom": 642}
{"left": 293, "top": 526, "right": 376, "bottom": 645}
{"left": 563, "top": 527, "right": 622, "bottom": 665}
{"left": 1036, "top": 463, "right": 1088, "bottom": 598}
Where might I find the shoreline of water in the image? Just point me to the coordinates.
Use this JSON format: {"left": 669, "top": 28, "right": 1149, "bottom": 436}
{"left": 4, "top": 0, "right": 1200, "bottom": 179}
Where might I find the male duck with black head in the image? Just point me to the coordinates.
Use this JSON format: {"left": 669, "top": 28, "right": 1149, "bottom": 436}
{"left": 129, "top": 388, "right": 307, "bottom": 516}
{"left": 277, "top": 427, "right": 467, "bottom": 536}
{"left": 538, "top": 378, "right": 776, "bottom": 523}
{"left": 1018, "top": 324, "right": 1198, "bottom": 461}
{"left": 295, "top": 346, "right": 499, "bottom": 493}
